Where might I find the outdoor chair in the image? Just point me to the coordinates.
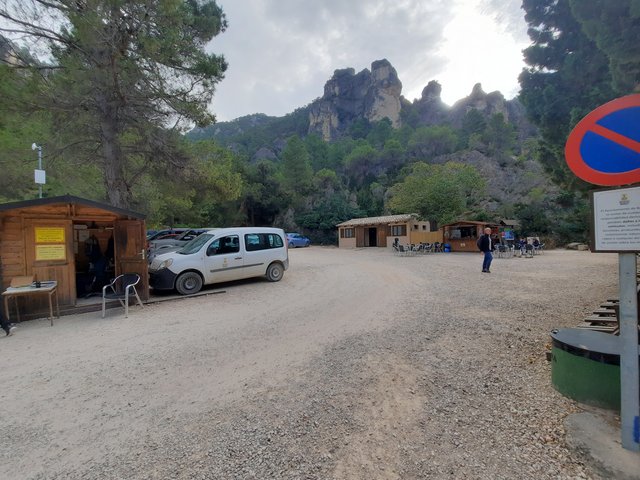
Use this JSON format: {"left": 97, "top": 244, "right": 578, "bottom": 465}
{"left": 102, "top": 273, "right": 144, "bottom": 318}
{"left": 524, "top": 243, "right": 534, "bottom": 258}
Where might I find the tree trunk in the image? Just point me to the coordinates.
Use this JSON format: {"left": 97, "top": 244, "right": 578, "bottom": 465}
{"left": 99, "top": 100, "right": 131, "bottom": 209}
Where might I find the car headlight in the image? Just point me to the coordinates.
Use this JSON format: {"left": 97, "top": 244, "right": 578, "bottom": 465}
{"left": 159, "top": 258, "right": 173, "bottom": 270}
{"left": 151, "top": 257, "right": 173, "bottom": 271}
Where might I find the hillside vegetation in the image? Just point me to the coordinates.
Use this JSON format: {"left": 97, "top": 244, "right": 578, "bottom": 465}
{"left": 1, "top": 1, "right": 637, "bottom": 245}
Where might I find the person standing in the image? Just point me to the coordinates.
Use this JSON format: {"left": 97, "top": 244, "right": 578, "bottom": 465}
{"left": 479, "top": 227, "right": 493, "bottom": 273}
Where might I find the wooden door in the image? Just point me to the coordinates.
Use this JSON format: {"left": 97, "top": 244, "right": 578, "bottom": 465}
{"left": 355, "top": 227, "right": 365, "bottom": 247}
{"left": 114, "top": 220, "right": 149, "bottom": 300}
{"left": 24, "top": 218, "right": 75, "bottom": 305}
{"left": 377, "top": 227, "right": 387, "bottom": 248}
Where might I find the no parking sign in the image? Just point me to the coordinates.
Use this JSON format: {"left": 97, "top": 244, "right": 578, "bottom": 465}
{"left": 565, "top": 95, "right": 640, "bottom": 452}
{"left": 565, "top": 94, "right": 640, "bottom": 186}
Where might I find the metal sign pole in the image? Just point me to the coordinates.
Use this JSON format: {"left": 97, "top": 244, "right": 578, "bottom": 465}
{"left": 619, "top": 252, "right": 640, "bottom": 451}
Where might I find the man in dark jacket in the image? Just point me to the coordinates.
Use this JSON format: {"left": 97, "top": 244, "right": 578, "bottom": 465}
{"left": 479, "top": 227, "right": 493, "bottom": 273}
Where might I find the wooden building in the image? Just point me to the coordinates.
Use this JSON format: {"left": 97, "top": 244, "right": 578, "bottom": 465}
{"left": 337, "top": 214, "right": 442, "bottom": 248}
{"left": 0, "top": 195, "right": 148, "bottom": 318}
{"left": 441, "top": 220, "right": 500, "bottom": 252}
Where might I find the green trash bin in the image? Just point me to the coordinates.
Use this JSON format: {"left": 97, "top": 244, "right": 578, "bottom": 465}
{"left": 550, "top": 328, "right": 634, "bottom": 410}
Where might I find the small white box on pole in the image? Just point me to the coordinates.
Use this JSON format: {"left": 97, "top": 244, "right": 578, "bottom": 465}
{"left": 34, "top": 169, "right": 46, "bottom": 185}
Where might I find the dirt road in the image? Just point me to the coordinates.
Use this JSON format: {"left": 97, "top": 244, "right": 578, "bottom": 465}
{"left": 0, "top": 247, "right": 620, "bottom": 479}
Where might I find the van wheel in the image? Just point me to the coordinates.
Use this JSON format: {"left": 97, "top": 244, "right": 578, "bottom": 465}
{"left": 175, "top": 272, "right": 203, "bottom": 295}
{"left": 266, "top": 263, "right": 284, "bottom": 282}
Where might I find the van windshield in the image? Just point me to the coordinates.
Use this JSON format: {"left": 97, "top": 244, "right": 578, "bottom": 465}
{"left": 177, "top": 234, "right": 214, "bottom": 255}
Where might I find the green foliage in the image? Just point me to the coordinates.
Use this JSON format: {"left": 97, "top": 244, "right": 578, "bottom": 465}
{"left": 459, "top": 109, "right": 487, "bottom": 148}
{"left": 304, "top": 134, "right": 329, "bottom": 171}
{"left": 241, "top": 160, "right": 289, "bottom": 226}
{"left": 141, "top": 139, "right": 242, "bottom": 226}
{"left": 343, "top": 143, "right": 378, "bottom": 188}
{"left": 553, "top": 197, "right": 591, "bottom": 243}
{"left": 519, "top": 0, "right": 618, "bottom": 186}
{"left": 280, "top": 135, "right": 313, "bottom": 199}
{"left": 483, "top": 113, "right": 517, "bottom": 155}
{"left": 1, "top": 0, "right": 228, "bottom": 208}
{"left": 515, "top": 202, "right": 551, "bottom": 236}
{"left": 407, "top": 125, "right": 458, "bottom": 160}
{"left": 348, "top": 118, "right": 372, "bottom": 139}
{"left": 366, "top": 119, "right": 393, "bottom": 148}
{"left": 569, "top": 0, "right": 640, "bottom": 92}
{"left": 387, "top": 162, "right": 486, "bottom": 225}
{"left": 295, "top": 194, "right": 363, "bottom": 244}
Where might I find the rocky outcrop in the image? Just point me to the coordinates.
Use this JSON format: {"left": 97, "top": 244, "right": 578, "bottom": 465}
{"left": 308, "top": 59, "right": 402, "bottom": 141}
{"left": 448, "top": 83, "right": 510, "bottom": 127}
{"left": 407, "top": 80, "right": 449, "bottom": 126}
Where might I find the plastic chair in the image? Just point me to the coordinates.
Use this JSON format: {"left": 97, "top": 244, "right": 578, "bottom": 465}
{"left": 102, "top": 273, "right": 144, "bottom": 318}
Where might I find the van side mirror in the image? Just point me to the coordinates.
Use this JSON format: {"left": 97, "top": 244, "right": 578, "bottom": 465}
{"left": 206, "top": 246, "right": 217, "bottom": 256}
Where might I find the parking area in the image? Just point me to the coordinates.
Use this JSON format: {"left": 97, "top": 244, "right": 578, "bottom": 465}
{"left": 0, "top": 248, "right": 621, "bottom": 479}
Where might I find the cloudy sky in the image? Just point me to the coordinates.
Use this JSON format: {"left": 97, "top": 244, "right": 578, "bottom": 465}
{"left": 207, "top": 0, "right": 531, "bottom": 122}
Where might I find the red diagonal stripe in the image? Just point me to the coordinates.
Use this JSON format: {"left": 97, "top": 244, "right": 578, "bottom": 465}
{"left": 591, "top": 123, "right": 640, "bottom": 154}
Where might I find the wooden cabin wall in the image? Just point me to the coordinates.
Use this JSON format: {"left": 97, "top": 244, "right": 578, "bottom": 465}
{"left": 24, "top": 218, "right": 75, "bottom": 306}
{"left": 1, "top": 201, "right": 147, "bottom": 319}
{"left": 0, "top": 214, "right": 26, "bottom": 289}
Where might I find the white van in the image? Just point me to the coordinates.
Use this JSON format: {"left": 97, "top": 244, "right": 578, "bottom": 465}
{"left": 149, "top": 227, "right": 289, "bottom": 295}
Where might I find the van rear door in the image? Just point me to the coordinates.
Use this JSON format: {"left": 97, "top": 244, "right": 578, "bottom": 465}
{"left": 242, "top": 232, "right": 286, "bottom": 277}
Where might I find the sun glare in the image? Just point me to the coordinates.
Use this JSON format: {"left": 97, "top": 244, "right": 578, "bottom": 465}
{"left": 433, "top": 2, "right": 527, "bottom": 105}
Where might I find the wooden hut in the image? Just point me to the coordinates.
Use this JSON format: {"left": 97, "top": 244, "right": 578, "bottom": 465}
{"left": 336, "top": 214, "right": 441, "bottom": 248}
{"left": 441, "top": 220, "right": 500, "bottom": 252}
{"left": 0, "top": 195, "right": 148, "bottom": 318}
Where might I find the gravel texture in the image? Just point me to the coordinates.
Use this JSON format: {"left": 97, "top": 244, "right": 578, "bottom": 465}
{"left": 0, "top": 247, "right": 623, "bottom": 479}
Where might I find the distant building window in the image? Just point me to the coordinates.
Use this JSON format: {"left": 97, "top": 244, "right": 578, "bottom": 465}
{"left": 390, "top": 225, "right": 406, "bottom": 236}
{"left": 341, "top": 228, "right": 354, "bottom": 238}
{"left": 422, "top": 225, "right": 427, "bottom": 230}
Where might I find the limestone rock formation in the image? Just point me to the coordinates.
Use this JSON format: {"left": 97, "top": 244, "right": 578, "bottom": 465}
{"left": 308, "top": 59, "right": 402, "bottom": 141}
{"left": 449, "top": 83, "right": 510, "bottom": 127}
{"left": 408, "top": 80, "right": 449, "bottom": 126}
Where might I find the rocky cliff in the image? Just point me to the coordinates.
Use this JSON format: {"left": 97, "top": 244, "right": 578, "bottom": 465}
{"left": 308, "top": 59, "right": 403, "bottom": 141}
{"left": 307, "top": 59, "right": 531, "bottom": 141}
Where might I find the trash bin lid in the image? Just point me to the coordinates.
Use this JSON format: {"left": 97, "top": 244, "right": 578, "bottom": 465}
{"left": 551, "top": 328, "right": 622, "bottom": 365}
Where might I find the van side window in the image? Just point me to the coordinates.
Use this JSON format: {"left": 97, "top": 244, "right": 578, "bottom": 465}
{"left": 245, "top": 233, "right": 284, "bottom": 251}
{"left": 206, "top": 235, "right": 239, "bottom": 256}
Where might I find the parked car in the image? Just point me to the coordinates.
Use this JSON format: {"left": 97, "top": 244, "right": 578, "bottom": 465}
{"left": 148, "top": 228, "right": 210, "bottom": 259}
{"left": 149, "top": 227, "right": 289, "bottom": 295}
{"left": 286, "top": 232, "right": 311, "bottom": 248}
{"left": 147, "top": 228, "right": 189, "bottom": 242}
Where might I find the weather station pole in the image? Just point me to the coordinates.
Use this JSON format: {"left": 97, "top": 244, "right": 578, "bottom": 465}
{"left": 32, "top": 143, "right": 45, "bottom": 198}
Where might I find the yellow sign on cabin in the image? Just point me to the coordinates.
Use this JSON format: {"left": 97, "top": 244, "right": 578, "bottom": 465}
{"left": 35, "top": 227, "right": 65, "bottom": 243}
{"left": 35, "top": 244, "right": 66, "bottom": 261}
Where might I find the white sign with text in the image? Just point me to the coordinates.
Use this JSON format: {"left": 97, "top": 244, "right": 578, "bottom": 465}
{"left": 592, "top": 185, "right": 640, "bottom": 252}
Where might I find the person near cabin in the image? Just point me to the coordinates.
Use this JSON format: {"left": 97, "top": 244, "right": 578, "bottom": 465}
{"left": 478, "top": 227, "right": 493, "bottom": 273}
{"left": 0, "top": 308, "right": 16, "bottom": 336}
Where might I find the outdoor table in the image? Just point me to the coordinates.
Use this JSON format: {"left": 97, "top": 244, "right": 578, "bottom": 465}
{"left": 2, "top": 281, "right": 60, "bottom": 326}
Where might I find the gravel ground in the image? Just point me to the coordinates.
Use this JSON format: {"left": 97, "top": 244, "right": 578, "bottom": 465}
{"left": 0, "top": 247, "right": 623, "bottom": 479}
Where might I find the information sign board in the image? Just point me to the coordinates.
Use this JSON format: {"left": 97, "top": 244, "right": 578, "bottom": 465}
{"left": 591, "top": 185, "right": 640, "bottom": 252}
